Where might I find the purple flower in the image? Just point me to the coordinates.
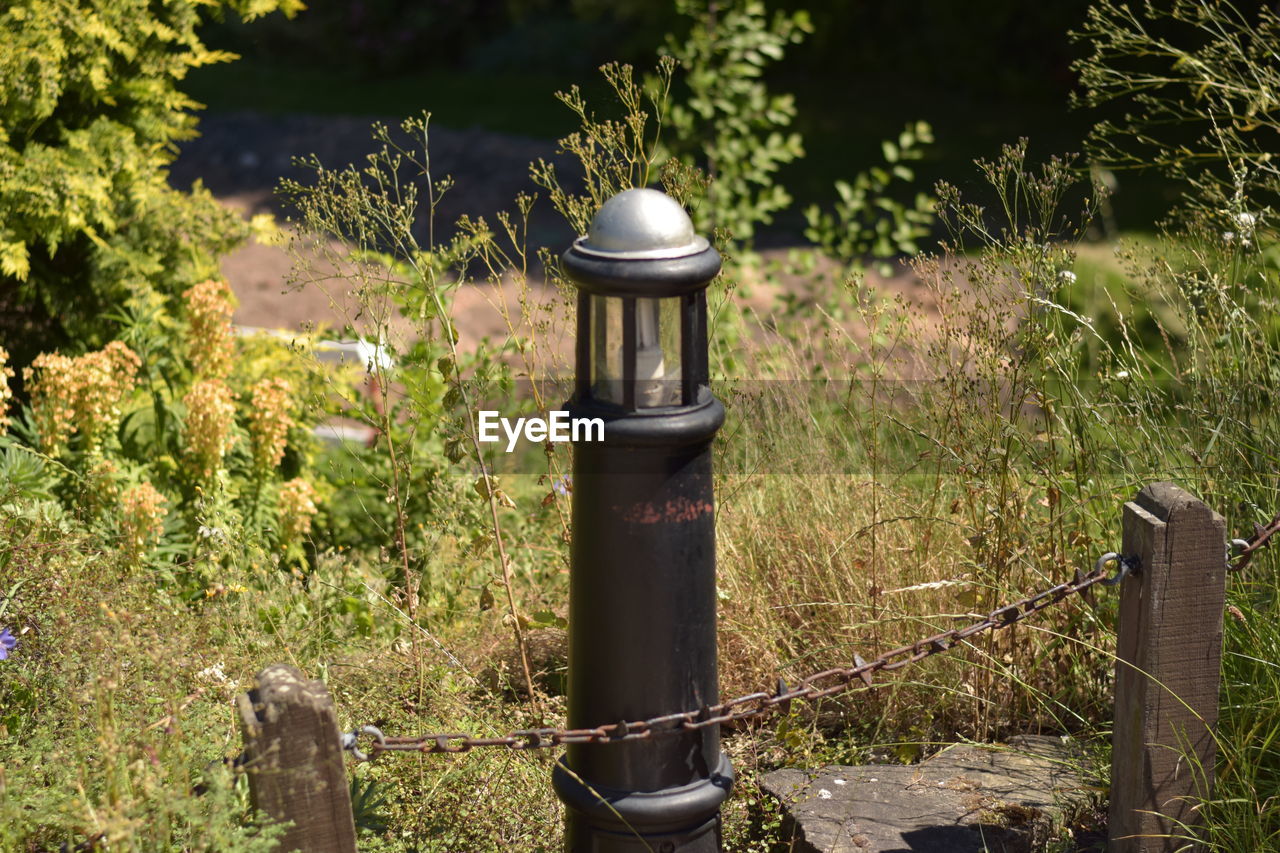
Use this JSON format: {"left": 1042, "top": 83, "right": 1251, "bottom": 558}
{"left": 553, "top": 475, "right": 572, "bottom": 496}
{"left": 0, "top": 627, "right": 15, "bottom": 661}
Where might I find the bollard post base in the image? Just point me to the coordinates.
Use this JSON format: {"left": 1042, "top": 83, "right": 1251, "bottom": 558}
{"left": 553, "top": 755, "right": 734, "bottom": 853}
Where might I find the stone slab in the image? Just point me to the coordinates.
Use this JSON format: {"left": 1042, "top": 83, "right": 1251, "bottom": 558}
{"left": 759, "top": 735, "right": 1088, "bottom": 853}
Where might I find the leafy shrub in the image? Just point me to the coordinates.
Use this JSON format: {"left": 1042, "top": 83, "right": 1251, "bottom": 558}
{"left": 804, "top": 120, "right": 937, "bottom": 276}
{"left": 0, "top": 277, "right": 342, "bottom": 601}
{"left": 0, "top": 0, "right": 299, "bottom": 377}
{"left": 659, "top": 0, "right": 812, "bottom": 243}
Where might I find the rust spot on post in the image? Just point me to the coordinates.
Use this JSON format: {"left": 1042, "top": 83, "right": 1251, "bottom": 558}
{"left": 618, "top": 497, "right": 715, "bottom": 524}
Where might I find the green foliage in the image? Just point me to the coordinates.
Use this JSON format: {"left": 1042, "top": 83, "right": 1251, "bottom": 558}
{"left": 0, "top": 513, "right": 289, "bottom": 851}
{"left": 0, "top": 287, "right": 342, "bottom": 606}
{"left": 1072, "top": 0, "right": 1280, "bottom": 348}
{"left": 804, "top": 120, "right": 937, "bottom": 275}
{"left": 0, "top": 0, "right": 299, "bottom": 363}
{"left": 0, "top": 444, "right": 57, "bottom": 505}
{"left": 660, "top": 0, "right": 812, "bottom": 243}
{"left": 349, "top": 775, "right": 390, "bottom": 833}
{"left": 279, "top": 116, "right": 521, "bottom": 562}
{"left": 280, "top": 113, "right": 583, "bottom": 711}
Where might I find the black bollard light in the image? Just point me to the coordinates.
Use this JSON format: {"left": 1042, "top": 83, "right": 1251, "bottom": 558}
{"left": 551, "top": 188, "right": 733, "bottom": 852}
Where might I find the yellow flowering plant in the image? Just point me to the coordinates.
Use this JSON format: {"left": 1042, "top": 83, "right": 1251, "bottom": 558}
{"left": 23, "top": 342, "right": 141, "bottom": 455}
{"left": 278, "top": 477, "right": 319, "bottom": 559}
{"left": 247, "top": 377, "right": 294, "bottom": 477}
{"left": 120, "top": 480, "right": 169, "bottom": 562}
{"left": 183, "top": 379, "right": 238, "bottom": 485}
{"left": 81, "top": 456, "right": 122, "bottom": 519}
{"left": 0, "top": 346, "right": 14, "bottom": 434}
{"left": 183, "top": 279, "right": 236, "bottom": 380}
{"left": 0, "top": 0, "right": 344, "bottom": 603}
{"left": 24, "top": 353, "right": 77, "bottom": 454}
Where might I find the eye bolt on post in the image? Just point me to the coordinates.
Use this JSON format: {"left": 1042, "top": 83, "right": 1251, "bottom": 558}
{"left": 551, "top": 188, "right": 733, "bottom": 852}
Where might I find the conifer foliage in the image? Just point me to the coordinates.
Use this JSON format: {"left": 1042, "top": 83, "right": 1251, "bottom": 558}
{"left": 0, "top": 0, "right": 300, "bottom": 365}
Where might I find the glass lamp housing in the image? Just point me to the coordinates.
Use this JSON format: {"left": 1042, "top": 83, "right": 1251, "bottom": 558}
{"left": 566, "top": 188, "right": 717, "bottom": 412}
{"left": 590, "top": 294, "right": 683, "bottom": 408}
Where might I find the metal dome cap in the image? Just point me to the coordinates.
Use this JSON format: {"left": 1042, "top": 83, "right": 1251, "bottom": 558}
{"left": 572, "top": 188, "right": 710, "bottom": 260}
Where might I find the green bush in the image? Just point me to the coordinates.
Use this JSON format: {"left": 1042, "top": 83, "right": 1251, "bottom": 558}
{"left": 804, "top": 120, "right": 936, "bottom": 276}
{"left": 660, "top": 0, "right": 812, "bottom": 244}
{"left": 0, "top": 0, "right": 299, "bottom": 374}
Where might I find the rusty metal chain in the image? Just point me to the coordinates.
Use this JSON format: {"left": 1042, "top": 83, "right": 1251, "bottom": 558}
{"left": 345, "top": 560, "right": 1124, "bottom": 760}
{"left": 1228, "top": 511, "right": 1280, "bottom": 573}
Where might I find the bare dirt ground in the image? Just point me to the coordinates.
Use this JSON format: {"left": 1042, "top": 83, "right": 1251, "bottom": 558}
{"left": 172, "top": 112, "right": 576, "bottom": 348}
{"left": 173, "top": 112, "right": 939, "bottom": 366}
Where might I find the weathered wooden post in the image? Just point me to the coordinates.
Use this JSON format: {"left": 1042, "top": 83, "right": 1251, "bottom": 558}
{"left": 1110, "top": 482, "right": 1226, "bottom": 852}
{"left": 236, "top": 664, "right": 357, "bottom": 853}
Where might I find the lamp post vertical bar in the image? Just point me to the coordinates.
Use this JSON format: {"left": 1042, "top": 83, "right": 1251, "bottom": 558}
{"left": 694, "top": 291, "right": 709, "bottom": 388}
{"left": 681, "top": 292, "right": 696, "bottom": 406}
{"left": 575, "top": 291, "right": 591, "bottom": 399}
{"left": 552, "top": 189, "right": 732, "bottom": 852}
{"left": 622, "top": 298, "right": 637, "bottom": 411}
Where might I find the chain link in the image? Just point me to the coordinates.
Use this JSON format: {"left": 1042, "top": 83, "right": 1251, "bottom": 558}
{"left": 1228, "top": 511, "right": 1280, "bottom": 572}
{"left": 342, "top": 507, "right": 1276, "bottom": 759}
{"left": 345, "top": 561, "right": 1119, "bottom": 759}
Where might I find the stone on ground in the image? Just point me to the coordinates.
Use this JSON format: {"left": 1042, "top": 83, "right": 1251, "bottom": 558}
{"left": 759, "top": 735, "right": 1090, "bottom": 852}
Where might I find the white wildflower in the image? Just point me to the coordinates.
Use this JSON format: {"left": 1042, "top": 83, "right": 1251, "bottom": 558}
{"left": 196, "top": 663, "right": 228, "bottom": 684}
{"left": 198, "top": 525, "right": 228, "bottom": 545}
{"left": 1236, "top": 211, "right": 1257, "bottom": 230}
{"left": 1058, "top": 270, "right": 1077, "bottom": 284}
{"left": 1115, "top": 370, "right": 1129, "bottom": 380}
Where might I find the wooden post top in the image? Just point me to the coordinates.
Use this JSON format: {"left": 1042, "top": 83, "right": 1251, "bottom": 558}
{"left": 1133, "top": 481, "right": 1222, "bottom": 523}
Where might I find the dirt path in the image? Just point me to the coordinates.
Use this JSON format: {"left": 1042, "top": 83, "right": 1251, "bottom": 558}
{"left": 174, "top": 111, "right": 938, "bottom": 370}
{"left": 173, "top": 112, "right": 577, "bottom": 345}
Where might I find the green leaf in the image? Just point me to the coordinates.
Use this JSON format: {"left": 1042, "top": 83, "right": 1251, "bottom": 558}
{"left": 0, "top": 241, "right": 29, "bottom": 280}
{"left": 527, "top": 609, "right": 568, "bottom": 630}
